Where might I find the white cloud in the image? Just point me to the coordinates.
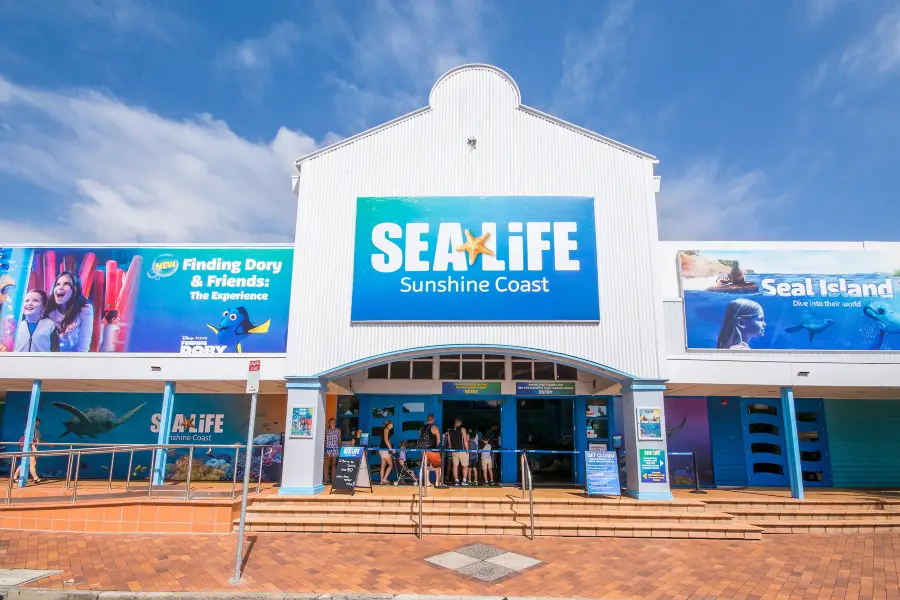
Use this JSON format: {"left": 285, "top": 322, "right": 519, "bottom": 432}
{"left": 805, "top": 0, "right": 842, "bottom": 25}
{"left": 810, "top": 6, "right": 900, "bottom": 90}
{"left": 0, "top": 75, "right": 321, "bottom": 243}
{"left": 554, "top": 0, "right": 634, "bottom": 113}
{"left": 314, "top": 0, "right": 493, "bottom": 127}
{"left": 221, "top": 21, "right": 301, "bottom": 72}
{"left": 0, "top": 0, "right": 186, "bottom": 41}
{"left": 838, "top": 8, "right": 900, "bottom": 76}
{"left": 657, "top": 161, "right": 784, "bottom": 241}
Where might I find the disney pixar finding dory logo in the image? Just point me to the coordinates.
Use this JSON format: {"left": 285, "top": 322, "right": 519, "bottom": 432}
{"left": 351, "top": 196, "right": 600, "bottom": 322}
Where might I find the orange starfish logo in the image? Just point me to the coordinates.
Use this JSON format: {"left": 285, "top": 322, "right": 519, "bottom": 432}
{"left": 455, "top": 229, "right": 494, "bottom": 265}
{"left": 182, "top": 417, "right": 195, "bottom": 431}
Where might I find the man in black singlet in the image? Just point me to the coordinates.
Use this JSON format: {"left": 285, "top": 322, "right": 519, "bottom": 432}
{"left": 417, "top": 414, "right": 443, "bottom": 488}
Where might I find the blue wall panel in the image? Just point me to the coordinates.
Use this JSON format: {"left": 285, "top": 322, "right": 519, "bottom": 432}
{"left": 825, "top": 399, "right": 900, "bottom": 488}
{"left": 741, "top": 399, "right": 789, "bottom": 487}
{"left": 794, "top": 398, "right": 832, "bottom": 487}
{"left": 707, "top": 397, "right": 748, "bottom": 487}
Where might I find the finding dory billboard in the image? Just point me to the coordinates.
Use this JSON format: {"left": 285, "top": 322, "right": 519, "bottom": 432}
{"left": 0, "top": 246, "right": 292, "bottom": 354}
{"left": 679, "top": 249, "right": 900, "bottom": 351}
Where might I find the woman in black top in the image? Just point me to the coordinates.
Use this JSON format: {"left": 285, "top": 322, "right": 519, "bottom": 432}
{"left": 350, "top": 428, "right": 362, "bottom": 447}
{"left": 379, "top": 420, "right": 395, "bottom": 485}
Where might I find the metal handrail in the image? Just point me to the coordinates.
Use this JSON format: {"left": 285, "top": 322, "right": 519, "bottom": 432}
{"left": 520, "top": 452, "right": 535, "bottom": 540}
{"left": 417, "top": 455, "right": 426, "bottom": 539}
{"left": 3, "top": 442, "right": 271, "bottom": 506}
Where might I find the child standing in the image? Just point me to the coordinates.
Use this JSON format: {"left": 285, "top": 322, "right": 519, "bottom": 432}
{"left": 98, "top": 310, "right": 120, "bottom": 352}
{"left": 14, "top": 290, "right": 58, "bottom": 352}
{"left": 481, "top": 436, "right": 495, "bottom": 486}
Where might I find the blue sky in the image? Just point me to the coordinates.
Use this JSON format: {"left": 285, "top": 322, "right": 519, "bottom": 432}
{"left": 0, "top": 0, "right": 897, "bottom": 243}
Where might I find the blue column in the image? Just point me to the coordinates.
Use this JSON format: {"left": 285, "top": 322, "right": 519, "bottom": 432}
{"left": 500, "top": 395, "right": 517, "bottom": 484}
{"left": 18, "top": 380, "right": 42, "bottom": 487}
{"left": 152, "top": 382, "right": 177, "bottom": 486}
{"left": 780, "top": 386, "right": 804, "bottom": 500}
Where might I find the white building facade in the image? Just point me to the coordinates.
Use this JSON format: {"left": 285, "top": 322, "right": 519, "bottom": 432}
{"left": 2, "top": 64, "right": 898, "bottom": 499}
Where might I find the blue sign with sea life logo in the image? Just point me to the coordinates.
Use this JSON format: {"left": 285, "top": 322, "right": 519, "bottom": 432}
{"left": 679, "top": 249, "right": 900, "bottom": 351}
{"left": 351, "top": 197, "right": 599, "bottom": 322}
{"left": 0, "top": 391, "right": 284, "bottom": 482}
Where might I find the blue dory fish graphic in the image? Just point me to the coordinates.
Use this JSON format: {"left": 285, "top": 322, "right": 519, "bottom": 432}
{"left": 207, "top": 307, "right": 270, "bottom": 353}
{"left": 784, "top": 318, "right": 835, "bottom": 342}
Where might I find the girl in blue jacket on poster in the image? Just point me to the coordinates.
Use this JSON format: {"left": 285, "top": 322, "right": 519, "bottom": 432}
{"left": 14, "top": 290, "right": 59, "bottom": 352}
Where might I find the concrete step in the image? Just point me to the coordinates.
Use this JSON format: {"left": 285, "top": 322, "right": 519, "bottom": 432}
{"left": 705, "top": 499, "right": 900, "bottom": 512}
{"left": 723, "top": 508, "right": 900, "bottom": 521}
{"left": 237, "top": 515, "right": 761, "bottom": 540}
{"left": 247, "top": 504, "right": 734, "bottom": 523}
{"left": 254, "top": 496, "right": 710, "bottom": 513}
{"left": 754, "top": 520, "right": 900, "bottom": 534}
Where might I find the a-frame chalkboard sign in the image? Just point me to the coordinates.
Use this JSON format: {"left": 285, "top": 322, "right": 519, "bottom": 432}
{"left": 331, "top": 446, "right": 372, "bottom": 495}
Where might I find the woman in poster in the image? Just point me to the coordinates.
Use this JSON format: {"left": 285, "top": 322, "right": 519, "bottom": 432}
{"left": 716, "top": 298, "right": 766, "bottom": 349}
{"left": 14, "top": 290, "right": 59, "bottom": 352}
{"left": 45, "top": 271, "right": 94, "bottom": 352}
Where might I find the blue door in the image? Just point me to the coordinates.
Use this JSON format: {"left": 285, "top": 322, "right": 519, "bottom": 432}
{"left": 741, "top": 399, "right": 790, "bottom": 486}
{"left": 794, "top": 398, "right": 832, "bottom": 487}
{"left": 741, "top": 397, "right": 833, "bottom": 488}
{"left": 360, "top": 395, "right": 432, "bottom": 483}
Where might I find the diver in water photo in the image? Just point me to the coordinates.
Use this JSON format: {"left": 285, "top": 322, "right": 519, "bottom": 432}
{"left": 716, "top": 298, "right": 766, "bottom": 349}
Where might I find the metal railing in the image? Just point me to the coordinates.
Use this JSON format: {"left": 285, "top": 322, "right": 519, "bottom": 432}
{"left": 520, "top": 452, "right": 535, "bottom": 540}
{"left": 417, "top": 454, "right": 426, "bottom": 539}
{"left": 1, "top": 442, "right": 271, "bottom": 505}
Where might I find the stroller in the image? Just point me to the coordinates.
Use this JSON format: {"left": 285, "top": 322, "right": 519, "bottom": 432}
{"left": 393, "top": 446, "right": 420, "bottom": 486}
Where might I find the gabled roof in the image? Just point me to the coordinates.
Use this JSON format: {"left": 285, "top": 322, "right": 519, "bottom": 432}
{"left": 295, "top": 63, "right": 657, "bottom": 172}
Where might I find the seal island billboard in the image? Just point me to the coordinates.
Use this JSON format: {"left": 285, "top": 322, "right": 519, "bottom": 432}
{"left": 679, "top": 248, "right": 900, "bottom": 351}
{"left": 0, "top": 246, "right": 292, "bottom": 354}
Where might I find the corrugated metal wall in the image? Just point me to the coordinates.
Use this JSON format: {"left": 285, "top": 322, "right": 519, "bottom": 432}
{"left": 289, "top": 66, "right": 663, "bottom": 379}
{"left": 825, "top": 398, "right": 900, "bottom": 488}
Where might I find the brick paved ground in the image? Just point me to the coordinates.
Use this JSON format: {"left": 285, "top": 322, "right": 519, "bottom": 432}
{"left": 1, "top": 530, "right": 899, "bottom": 599}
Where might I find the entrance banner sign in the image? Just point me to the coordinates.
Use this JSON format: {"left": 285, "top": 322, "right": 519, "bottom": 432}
{"left": 585, "top": 450, "right": 620, "bottom": 496}
{"left": 290, "top": 407, "right": 314, "bottom": 438}
{"left": 637, "top": 408, "right": 663, "bottom": 441}
{"left": 442, "top": 381, "right": 502, "bottom": 396}
{"left": 639, "top": 449, "right": 668, "bottom": 484}
{"left": 0, "top": 246, "right": 292, "bottom": 354}
{"left": 351, "top": 196, "right": 600, "bottom": 321}
{"left": 679, "top": 248, "right": 900, "bottom": 350}
{"left": 515, "top": 381, "right": 576, "bottom": 396}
